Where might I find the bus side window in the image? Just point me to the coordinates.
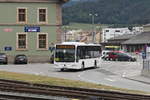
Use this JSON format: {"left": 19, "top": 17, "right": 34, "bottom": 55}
{"left": 77, "top": 46, "right": 84, "bottom": 59}
{"left": 81, "top": 46, "right": 86, "bottom": 59}
{"left": 77, "top": 47, "right": 80, "bottom": 59}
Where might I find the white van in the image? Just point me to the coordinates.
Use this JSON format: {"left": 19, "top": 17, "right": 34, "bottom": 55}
{"left": 101, "top": 50, "right": 111, "bottom": 60}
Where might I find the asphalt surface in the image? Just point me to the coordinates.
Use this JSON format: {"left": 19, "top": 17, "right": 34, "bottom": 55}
{"left": 0, "top": 57, "right": 150, "bottom": 93}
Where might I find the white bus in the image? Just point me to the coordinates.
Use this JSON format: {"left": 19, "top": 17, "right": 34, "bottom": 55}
{"left": 54, "top": 42, "right": 101, "bottom": 71}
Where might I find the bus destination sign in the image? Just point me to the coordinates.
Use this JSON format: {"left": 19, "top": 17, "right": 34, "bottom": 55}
{"left": 56, "top": 45, "right": 75, "bottom": 49}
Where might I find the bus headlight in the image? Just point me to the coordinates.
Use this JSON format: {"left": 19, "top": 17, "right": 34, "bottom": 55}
{"left": 72, "top": 64, "right": 76, "bottom": 66}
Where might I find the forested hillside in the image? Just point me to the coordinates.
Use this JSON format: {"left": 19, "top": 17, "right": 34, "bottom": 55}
{"left": 62, "top": 0, "right": 150, "bottom": 25}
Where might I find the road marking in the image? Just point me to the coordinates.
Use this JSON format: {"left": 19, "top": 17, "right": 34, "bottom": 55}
{"left": 104, "top": 78, "right": 116, "bottom": 82}
{"left": 122, "top": 72, "right": 126, "bottom": 77}
{"left": 78, "top": 74, "right": 81, "bottom": 77}
{"left": 78, "top": 71, "right": 99, "bottom": 84}
{"left": 108, "top": 75, "right": 116, "bottom": 78}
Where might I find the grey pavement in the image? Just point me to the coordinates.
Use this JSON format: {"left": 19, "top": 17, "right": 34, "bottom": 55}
{"left": 100, "top": 54, "right": 150, "bottom": 85}
{"left": 124, "top": 54, "right": 150, "bottom": 85}
{"left": 0, "top": 55, "right": 150, "bottom": 92}
{"left": 125, "top": 75, "right": 150, "bottom": 85}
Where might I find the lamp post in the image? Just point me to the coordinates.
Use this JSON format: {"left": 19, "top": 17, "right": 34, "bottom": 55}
{"left": 96, "top": 25, "right": 102, "bottom": 43}
{"left": 62, "top": 26, "right": 69, "bottom": 42}
{"left": 89, "top": 13, "right": 98, "bottom": 43}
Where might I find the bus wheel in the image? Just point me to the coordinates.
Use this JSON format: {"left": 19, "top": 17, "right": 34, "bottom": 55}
{"left": 60, "top": 68, "right": 65, "bottom": 71}
{"left": 115, "top": 58, "right": 118, "bottom": 61}
{"left": 94, "top": 60, "right": 97, "bottom": 68}
{"left": 81, "top": 62, "right": 85, "bottom": 71}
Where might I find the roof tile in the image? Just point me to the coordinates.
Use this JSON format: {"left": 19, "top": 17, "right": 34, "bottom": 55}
{"left": 123, "top": 31, "right": 150, "bottom": 44}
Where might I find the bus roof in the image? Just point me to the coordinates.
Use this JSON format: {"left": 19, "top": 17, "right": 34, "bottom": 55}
{"left": 56, "top": 42, "right": 101, "bottom": 46}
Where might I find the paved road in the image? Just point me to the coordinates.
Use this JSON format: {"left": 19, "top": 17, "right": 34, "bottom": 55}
{"left": 0, "top": 58, "right": 150, "bottom": 92}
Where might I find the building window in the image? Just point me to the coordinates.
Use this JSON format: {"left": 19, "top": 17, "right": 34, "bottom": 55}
{"left": 38, "top": 8, "right": 47, "bottom": 23}
{"left": 16, "top": 33, "right": 27, "bottom": 50}
{"left": 115, "top": 30, "right": 120, "bottom": 32}
{"left": 37, "top": 33, "right": 48, "bottom": 50}
{"left": 105, "top": 30, "right": 109, "bottom": 32}
{"left": 17, "top": 8, "right": 27, "bottom": 23}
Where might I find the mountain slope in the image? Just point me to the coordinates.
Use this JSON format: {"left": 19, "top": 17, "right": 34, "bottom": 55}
{"left": 63, "top": 0, "right": 150, "bottom": 25}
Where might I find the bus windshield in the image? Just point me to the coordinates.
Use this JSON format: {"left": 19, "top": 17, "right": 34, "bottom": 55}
{"left": 55, "top": 45, "right": 75, "bottom": 62}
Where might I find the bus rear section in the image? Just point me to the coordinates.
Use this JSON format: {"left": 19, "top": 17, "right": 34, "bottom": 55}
{"left": 76, "top": 46, "right": 101, "bottom": 70}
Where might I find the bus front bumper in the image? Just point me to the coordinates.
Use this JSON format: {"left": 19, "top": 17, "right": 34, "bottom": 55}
{"left": 54, "top": 63, "right": 80, "bottom": 69}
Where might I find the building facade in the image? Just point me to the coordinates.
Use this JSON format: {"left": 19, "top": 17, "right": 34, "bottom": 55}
{"left": 0, "top": 0, "right": 68, "bottom": 63}
{"left": 143, "top": 24, "right": 150, "bottom": 32}
{"left": 122, "top": 31, "right": 150, "bottom": 53}
{"left": 102, "top": 27, "right": 143, "bottom": 42}
{"left": 63, "top": 29, "right": 102, "bottom": 44}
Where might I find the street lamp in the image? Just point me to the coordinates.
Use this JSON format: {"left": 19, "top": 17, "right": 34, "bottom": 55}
{"left": 96, "top": 25, "right": 102, "bottom": 43}
{"left": 62, "top": 26, "right": 69, "bottom": 42}
{"left": 89, "top": 13, "right": 98, "bottom": 43}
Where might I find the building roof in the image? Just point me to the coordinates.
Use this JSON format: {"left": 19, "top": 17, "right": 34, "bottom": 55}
{"left": 143, "top": 24, "right": 150, "bottom": 27}
{"left": 108, "top": 34, "right": 135, "bottom": 41}
{"left": 0, "top": 0, "right": 69, "bottom": 3}
{"left": 123, "top": 31, "right": 150, "bottom": 44}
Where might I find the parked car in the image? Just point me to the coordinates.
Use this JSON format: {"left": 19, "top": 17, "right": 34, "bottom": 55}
{"left": 105, "top": 51, "right": 136, "bottom": 61}
{"left": 14, "top": 54, "right": 28, "bottom": 64}
{"left": 0, "top": 53, "right": 8, "bottom": 64}
{"left": 104, "top": 51, "right": 122, "bottom": 61}
{"left": 102, "top": 50, "right": 124, "bottom": 60}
